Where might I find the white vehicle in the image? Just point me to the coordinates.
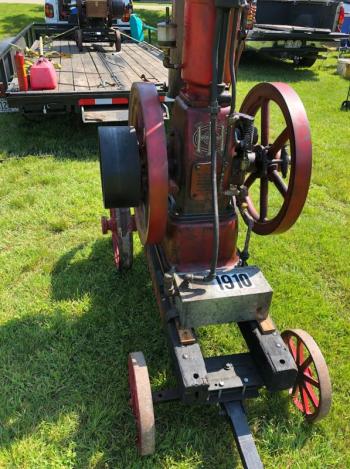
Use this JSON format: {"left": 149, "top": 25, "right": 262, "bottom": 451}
{"left": 44, "top": 0, "right": 71, "bottom": 23}
{"left": 44, "top": 1, "right": 132, "bottom": 33}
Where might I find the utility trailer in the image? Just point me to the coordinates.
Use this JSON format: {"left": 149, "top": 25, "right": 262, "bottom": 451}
{"left": 0, "top": 23, "right": 168, "bottom": 123}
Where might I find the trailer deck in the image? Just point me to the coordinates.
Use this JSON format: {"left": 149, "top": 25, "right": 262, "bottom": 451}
{"left": 0, "top": 23, "right": 168, "bottom": 122}
{"left": 7, "top": 40, "right": 167, "bottom": 94}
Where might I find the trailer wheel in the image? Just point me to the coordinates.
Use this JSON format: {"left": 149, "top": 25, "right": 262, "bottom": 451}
{"left": 128, "top": 352, "right": 155, "bottom": 456}
{"left": 75, "top": 29, "right": 83, "bottom": 52}
{"left": 281, "top": 329, "right": 332, "bottom": 423}
{"left": 293, "top": 56, "right": 317, "bottom": 68}
{"left": 115, "top": 29, "right": 121, "bottom": 52}
{"left": 101, "top": 207, "right": 133, "bottom": 271}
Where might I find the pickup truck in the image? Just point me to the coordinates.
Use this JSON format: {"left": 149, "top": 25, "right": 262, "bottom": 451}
{"left": 247, "top": 0, "right": 347, "bottom": 67}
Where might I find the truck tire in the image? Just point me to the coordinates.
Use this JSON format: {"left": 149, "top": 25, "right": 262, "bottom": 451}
{"left": 293, "top": 56, "right": 317, "bottom": 68}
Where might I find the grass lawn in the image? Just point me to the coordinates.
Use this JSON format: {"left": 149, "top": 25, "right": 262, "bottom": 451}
{"left": 0, "top": 3, "right": 350, "bottom": 469}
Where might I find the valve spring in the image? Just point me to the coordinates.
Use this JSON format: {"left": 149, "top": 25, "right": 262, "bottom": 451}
{"left": 242, "top": 118, "right": 255, "bottom": 151}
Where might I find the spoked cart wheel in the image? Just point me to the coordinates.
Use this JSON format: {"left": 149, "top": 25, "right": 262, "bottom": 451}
{"left": 128, "top": 352, "right": 155, "bottom": 456}
{"left": 281, "top": 329, "right": 332, "bottom": 423}
{"left": 239, "top": 82, "right": 312, "bottom": 235}
{"left": 101, "top": 207, "right": 133, "bottom": 271}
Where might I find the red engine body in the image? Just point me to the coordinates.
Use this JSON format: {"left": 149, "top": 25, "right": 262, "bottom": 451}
{"left": 161, "top": 95, "right": 238, "bottom": 272}
{"left": 157, "top": 0, "right": 241, "bottom": 273}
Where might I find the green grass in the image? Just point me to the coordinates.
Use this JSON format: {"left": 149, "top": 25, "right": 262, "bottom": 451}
{"left": 0, "top": 4, "right": 42, "bottom": 40}
{"left": 1, "top": 4, "right": 350, "bottom": 469}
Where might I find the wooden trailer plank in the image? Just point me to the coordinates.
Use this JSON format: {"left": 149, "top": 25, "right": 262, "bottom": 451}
{"left": 89, "top": 49, "right": 121, "bottom": 91}
{"left": 7, "top": 38, "right": 167, "bottom": 98}
{"left": 117, "top": 47, "right": 149, "bottom": 83}
{"left": 56, "top": 39, "right": 74, "bottom": 92}
{"left": 122, "top": 43, "right": 167, "bottom": 83}
{"left": 126, "top": 43, "right": 167, "bottom": 79}
{"left": 103, "top": 52, "right": 139, "bottom": 86}
{"left": 68, "top": 41, "right": 90, "bottom": 91}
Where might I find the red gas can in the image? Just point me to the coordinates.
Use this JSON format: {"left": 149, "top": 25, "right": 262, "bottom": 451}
{"left": 30, "top": 57, "right": 57, "bottom": 90}
{"left": 15, "top": 52, "right": 29, "bottom": 92}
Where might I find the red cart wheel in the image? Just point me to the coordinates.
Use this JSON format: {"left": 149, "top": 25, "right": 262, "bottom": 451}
{"left": 128, "top": 352, "right": 155, "bottom": 456}
{"left": 239, "top": 82, "right": 312, "bottom": 235}
{"left": 128, "top": 82, "right": 168, "bottom": 245}
{"left": 101, "top": 208, "right": 133, "bottom": 270}
{"left": 281, "top": 329, "right": 332, "bottom": 423}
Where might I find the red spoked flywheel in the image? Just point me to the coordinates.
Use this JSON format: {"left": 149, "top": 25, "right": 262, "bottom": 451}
{"left": 128, "top": 83, "right": 168, "bottom": 245}
{"left": 239, "top": 82, "right": 312, "bottom": 235}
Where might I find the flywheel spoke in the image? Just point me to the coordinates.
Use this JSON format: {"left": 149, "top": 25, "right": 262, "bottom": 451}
{"left": 261, "top": 99, "right": 270, "bottom": 146}
{"left": 245, "top": 171, "right": 258, "bottom": 189}
{"left": 268, "top": 127, "right": 289, "bottom": 159}
{"left": 270, "top": 170, "right": 288, "bottom": 197}
{"left": 259, "top": 176, "right": 269, "bottom": 221}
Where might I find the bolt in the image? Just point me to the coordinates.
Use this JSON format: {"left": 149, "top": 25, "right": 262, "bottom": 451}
{"left": 276, "top": 343, "right": 281, "bottom": 348}
{"left": 182, "top": 353, "right": 188, "bottom": 359}
{"left": 273, "top": 332, "right": 277, "bottom": 336}
{"left": 243, "top": 378, "right": 249, "bottom": 383}
{"left": 224, "top": 363, "right": 232, "bottom": 370}
{"left": 219, "top": 381, "right": 225, "bottom": 387}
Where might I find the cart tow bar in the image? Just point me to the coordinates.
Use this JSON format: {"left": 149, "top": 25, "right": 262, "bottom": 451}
{"left": 223, "top": 401, "right": 263, "bottom": 469}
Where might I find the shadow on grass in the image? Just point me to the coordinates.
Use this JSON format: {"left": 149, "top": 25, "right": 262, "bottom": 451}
{"left": 0, "top": 239, "right": 166, "bottom": 467}
{"left": 0, "top": 237, "right": 319, "bottom": 467}
{"left": 0, "top": 113, "right": 99, "bottom": 161}
{"left": 239, "top": 50, "right": 319, "bottom": 82}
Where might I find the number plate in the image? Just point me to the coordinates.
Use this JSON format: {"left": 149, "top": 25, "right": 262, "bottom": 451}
{"left": 0, "top": 98, "right": 18, "bottom": 113}
{"left": 174, "top": 266, "right": 273, "bottom": 328}
{"left": 215, "top": 271, "right": 254, "bottom": 291}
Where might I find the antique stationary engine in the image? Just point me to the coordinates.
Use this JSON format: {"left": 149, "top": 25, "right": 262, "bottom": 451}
{"left": 71, "top": 0, "right": 132, "bottom": 51}
{"left": 98, "top": 0, "right": 332, "bottom": 466}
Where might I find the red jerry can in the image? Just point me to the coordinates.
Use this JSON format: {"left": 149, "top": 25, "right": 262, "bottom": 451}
{"left": 30, "top": 57, "right": 57, "bottom": 90}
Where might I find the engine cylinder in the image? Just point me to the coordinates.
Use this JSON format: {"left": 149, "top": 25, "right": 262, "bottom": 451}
{"left": 181, "top": 0, "right": 217, "bottom": 100}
